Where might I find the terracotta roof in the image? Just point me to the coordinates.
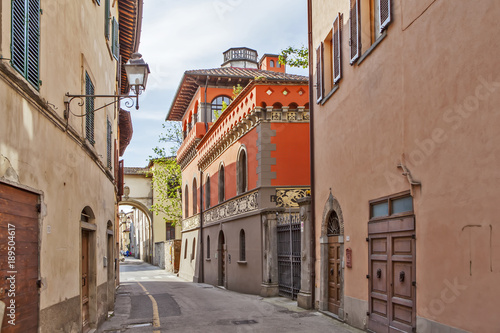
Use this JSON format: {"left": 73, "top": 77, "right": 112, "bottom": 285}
{"left": 185, "top": 67, "right": 306, "bottom": 81}
{"left": 124, "top": 167, "right": 150, "bottom": 175}
{"left": 119, "top": 109, "right": 133, "bottom": 156}
{"left": 166, "top": 67, "right": 308, "bottom": 121}
{"left": 118, "top": 0, "right": 143, "bottom": 94}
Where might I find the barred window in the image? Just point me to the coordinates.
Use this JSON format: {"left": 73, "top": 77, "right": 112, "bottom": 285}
{"left": 239, "top": 229, "right": 246, "bottom": 261}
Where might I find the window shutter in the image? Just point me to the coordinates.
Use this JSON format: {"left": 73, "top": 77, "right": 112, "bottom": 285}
{"left": 118, "top": 160, "right": 124, "bottom": 198}
{"left": 26, "top": 0, "right": 40, "bottom": 88}
{"left": 333, "top": 13, "right": 342, "bottom": 84}
{"left": 104, "top": 0, "right": 110, "bottom": 40}
{"left": 85, "top": 72, "right": 95, "bottom": 145}
{"left": 111, "top": 17, "right": 119, "bottom": 60}
{"left": 11, "top": 0, "right": 40, "bottom": 89}
{"left": 11, "top": 0, "right": 26, "bottom": 74}
{"left": 379, "top": 0, "right": 391, "bottom": 32}
{"left": 107, "top": 119, "right": 112, "bottom": 169}
{"left": 315, "top": 43, "right": 324, "bottom": 103}
{"left": 349, "top": 0, "right": 360, "bottom": 64}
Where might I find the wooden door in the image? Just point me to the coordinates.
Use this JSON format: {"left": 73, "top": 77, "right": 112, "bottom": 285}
{"left": 368, "top": 230, "right": 415, "bottom": 333}
{"left": 0, "top": 183, "right": 39, "bottom": 333}
{"left": 82, "top": 231, "right": 90, "bottom": 333}
{"left": 328, "top": 235, "right": 341, "bottom": 315}
{"left": 218, "top": 232, "right": 226, "bottom": 287}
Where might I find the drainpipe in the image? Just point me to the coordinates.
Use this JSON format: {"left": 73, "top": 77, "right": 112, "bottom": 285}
{"left": 204, "top": 76, "right": 209, "bottom": 130}
{"left": 199, "top": 169, "right": 204, "bottom": 283}
{"left": 307, "top": 0, "right": 316, "bottom": 308}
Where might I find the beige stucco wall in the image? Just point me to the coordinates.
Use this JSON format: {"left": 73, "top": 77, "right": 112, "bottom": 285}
{"left": 0, "top": 0, "right": 121, "bottom": 330}
{"left": 178, "top": 229, "right": 199, "bottom": 281}
{"left": 312, "top": 0, "right": 500, "bottom": 332}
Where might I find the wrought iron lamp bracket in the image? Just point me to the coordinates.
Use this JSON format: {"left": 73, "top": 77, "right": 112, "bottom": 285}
{"left": 64, "top": 91, "right": 141, "bottom": 119}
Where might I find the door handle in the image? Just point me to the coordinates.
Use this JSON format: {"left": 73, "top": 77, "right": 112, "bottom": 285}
{"left": 399, "top": 271, "right": 405, "bottom": 282}
{"left": 82, "top": 276, "right": 86, "bottom": 287}
{"left": 330, "top": 268, "right": 334, "bottom": 276}
{"left": 376, "top": 268, "right": 382, "bottom": 278}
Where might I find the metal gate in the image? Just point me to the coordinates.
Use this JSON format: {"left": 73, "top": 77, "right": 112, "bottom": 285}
{"left": 277, "top": 211, "right": 301, "bottom": 299}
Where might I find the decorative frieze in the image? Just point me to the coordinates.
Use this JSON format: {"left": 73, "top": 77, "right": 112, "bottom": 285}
{"left": 182, "top": 214, "right": 200, "bottom": 232}
{"left": 276, "top": 188, "right": 310, "bottom": 208}
{"left": 204, "top": 190, "right": 259, "bottom": 225}
{"left": 277, "top": 211, "right": 300, "bottom": 226}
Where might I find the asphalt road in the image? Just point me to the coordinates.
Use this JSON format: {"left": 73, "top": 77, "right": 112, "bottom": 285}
{"left": 97, "top": 258, "right": 362, "bottom": 333}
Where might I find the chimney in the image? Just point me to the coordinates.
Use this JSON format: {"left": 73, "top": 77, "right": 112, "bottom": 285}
{"left": 259, "top": 54, "right": 285, "bottom": 73}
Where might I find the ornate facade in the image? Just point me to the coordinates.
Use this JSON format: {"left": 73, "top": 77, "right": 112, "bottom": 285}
{"left": 166, "top": 48, "right": 311, "bottom": 294}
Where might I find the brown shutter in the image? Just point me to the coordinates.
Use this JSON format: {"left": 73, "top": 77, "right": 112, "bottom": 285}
{"left": 333, "top": 13, "right": 342, "bottom": 83}
{"left": 118, "top": 160, "right": 124, "bottom": 199}
{"left": 316, "top": 43, "right": 324, "bottom": 103}
{"left": 349, "top": 0, "right": 360, "bottom": 64}
{"left": 379, "top": 0, "right": 391, "bottom": 31}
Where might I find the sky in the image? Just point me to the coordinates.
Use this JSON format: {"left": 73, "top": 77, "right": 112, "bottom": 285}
{"left": 122, "top": 0, "right": 309, "bottom": 167}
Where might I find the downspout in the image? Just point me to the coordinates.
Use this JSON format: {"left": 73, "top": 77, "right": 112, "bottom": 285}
{"left": 204, "top": 76, "right": 209, "bottom": 130}
{"left": 307, "top": 0, "right": 316, "bottom": 308}
{"left": 199, "top": 169, "right": 204, "bottom": 283}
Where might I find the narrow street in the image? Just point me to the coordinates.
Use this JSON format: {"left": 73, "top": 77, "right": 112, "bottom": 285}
{"left": 98, "top": 258, "right": 362, "bottom": 333}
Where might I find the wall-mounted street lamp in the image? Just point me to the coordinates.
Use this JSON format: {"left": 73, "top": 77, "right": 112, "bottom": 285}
{"left": 64, "top": 53, "right": 150, "bottom": 118}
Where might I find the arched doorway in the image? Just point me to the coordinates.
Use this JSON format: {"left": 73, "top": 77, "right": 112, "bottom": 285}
{"left": 80, "top": 206, "right": 97, "bottom": 333}
{"left": 320, "top": 193, "right": 345, "bottom": 318}
{"left": 118, "top": 200, "right": 153, "bottom": 263}
{"left": 218, "top": 230, "right": 226, "bottom": 287}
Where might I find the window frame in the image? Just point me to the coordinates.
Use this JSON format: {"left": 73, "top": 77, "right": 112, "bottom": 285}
{"left": 218, "top": 163, "right": 225, "bottom": 203}
{"left": 239, "top": 229, "right": 246, "bottom": 262}
{"left": 211, "top": 95, "right": 232, "bottom": 122}
{"left": 192, "top": 178, "right": 198, "bottom": 215}
{"left": 184, "top": 184, "right": 189, "bottom": 218}
{"left": 237, "top": 147, "right": 248, "bottom": 195}
{"left": 206, "top": 235, "right": 210, "bottom": 259}
{"left": 205, "top": 174, "right": 211, "bottom": 210}
{"left": 369, "top": 191, "right": 413, "bottom": 221}
{"left": 332, "top": 13, "right": 342, "bottom": 84}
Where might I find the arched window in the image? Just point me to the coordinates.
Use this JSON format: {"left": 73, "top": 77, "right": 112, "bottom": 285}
{"left": 184, "top": 239, "right": 188, "bottom": 259}
{"left": 184, "top": 184, "right": 189, "bottom": 218}
{"left": 239, "top": 229, "right": 246, "bottom": 261}
{"left": 270, "top": 60, "right": 275, "bottom": 67}
{"left": 327, "top": 211, "right": 340, "bottom": 236}
{"left": 211, "top": 95, "right": 231, "bottom": 122}
{"left": 218, "top": 164, "right": 225, "bottom": 203}
{"left": 206, "top": 235, "right": 210, "bottom": 259}
{"left": 192, "top": 178, "right": 197, "bottom": 215}
{"left": 205, "top": 175, "right": 211, "bottom": 209}
{"left": 81, "top": 206, "right": 95, "bottom": 223}
{"left": 237, "top": 148, "right": 247, "bottom": 194}
{"left": 191, "top": 237, "right": 196, "bottom": 261}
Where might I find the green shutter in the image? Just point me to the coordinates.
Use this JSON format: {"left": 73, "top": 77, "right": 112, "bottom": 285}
{"left": 111, "top": 17, "right": 119, "bottom": 60}
{"left": 107, "top": 119, "right": 112, "bottom": 169}
{"left": 104, "top": 0, "right": 110, "bottom": 40}
{"left": 11, "top": 0, "right": 40, "bottom": 89}
{"left": 85, "top": 72, "right": 95, "bottom": 145}
{"left": 26, "top": 0, "right": 40, "bottom": 88}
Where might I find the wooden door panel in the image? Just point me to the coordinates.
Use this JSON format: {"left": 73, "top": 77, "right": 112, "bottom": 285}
{"left": 371, "top": 261, "right": 387, "bottom": 293}
{"left": 327, "top": 238, "right": 341, "bottom": 315}
{"left": 392, "top": 262, "right": 412, "bottom": 299}
{"left": 369, "top": 224, "right": 415, "bottom": 333}
{"left": 0, "top": 183, "right": 39, "bottom": 333}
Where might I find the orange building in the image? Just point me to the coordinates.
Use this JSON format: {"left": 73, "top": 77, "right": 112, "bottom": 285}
{"left": 166, "top": 48, "right": 310, "bottom": 296}
{"left": 309, "top": 1, "right": 500, "bottom": 332}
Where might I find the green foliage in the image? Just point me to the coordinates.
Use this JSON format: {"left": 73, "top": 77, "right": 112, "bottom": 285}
{"left": 149, "top": 121, "right": 183, "bottom": 226}
{"left": 279, "top": 46, "right": 309, "bottom": 69}
{"left": 233, "top": 84, "right": 243, "bottom": 98}
{"left": 149, "top": 158, "right": 182, "bottom": 226}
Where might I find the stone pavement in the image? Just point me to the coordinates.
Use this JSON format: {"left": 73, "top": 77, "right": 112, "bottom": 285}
{"left": 98, "top": 258, "right": 364, "bottom": 333}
